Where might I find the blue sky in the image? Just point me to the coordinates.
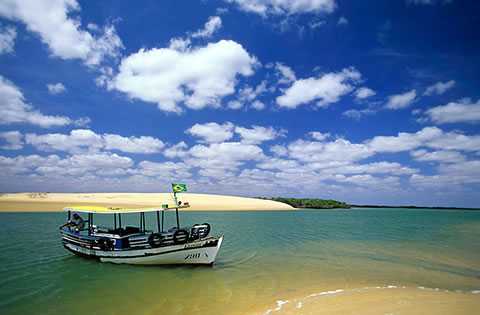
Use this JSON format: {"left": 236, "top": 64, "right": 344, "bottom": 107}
{"left": 0, "top": 0, "right": 479, "bottom": 207}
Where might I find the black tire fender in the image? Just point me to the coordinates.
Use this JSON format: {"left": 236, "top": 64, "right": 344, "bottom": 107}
{"left": 202, "top": 223, "right": 211, "bottom": 237}
{"left": 173, "top": 229, "right": 189, "bottom": 244}
{"left": 148, "top": 233, "right": 163, "bottom": 248}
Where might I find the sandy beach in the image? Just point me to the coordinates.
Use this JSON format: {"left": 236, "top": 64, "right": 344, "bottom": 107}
{"left": 0, "top": 192, "right": 294, "bottom": 212}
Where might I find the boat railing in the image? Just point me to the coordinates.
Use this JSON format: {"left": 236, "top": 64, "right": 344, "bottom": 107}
{"left": 61, "top": 221, "right": 213, "bottom": 250}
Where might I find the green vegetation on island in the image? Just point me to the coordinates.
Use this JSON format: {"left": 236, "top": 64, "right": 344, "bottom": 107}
{"left": 260, "top": 197, "right": 351, "bottom": 209}
{"left": 258, "top": 197, "right": 480, "bottom": 211}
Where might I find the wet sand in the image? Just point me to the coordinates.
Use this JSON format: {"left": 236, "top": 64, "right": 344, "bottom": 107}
{"left": 0, "top": 192, "right": 294, "bottom": 211}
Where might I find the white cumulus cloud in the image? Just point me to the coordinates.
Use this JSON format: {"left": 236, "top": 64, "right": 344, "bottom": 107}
{"left": 0, "top": 153, "right": 135, "bottom": 180}
{"left": 191, "top": 16, "right": 222, "bottom": 38}
{"left": 343, "top": 108, "right": 376, "bottom": 120}
{"left": 103, "top": 134, "right": 165, "bottom": 154}
{"left": 308, "top": 131, "right": 330, "bottom": 141}
{"left": 228, "top": 80, "right": 268, "bottom": 110}
{"left": 47, "top": 82, "right": 66, "bottom": 95}
{"left": 411, "top": 149, "right": 465, "bottom": 163}
{"left": 187, "top": 141, "right": 265, "bottom": 173}
{"left": 423, "top": 80, "right": 455, "bottom": 96}
{"left": 325, "top": 161, "right": 417, "bottom": 176}
{"left": 367, "top": 126, "right": 480, "bottom": 153}
{"left": 137, "top": 161, "right": 191, "bottom": 179}
{"left": 424, "top": 98, "right": 480, "bottom": 124}
{"left": 277, "top": 67, "right": 361, "bottom": 108}
{"left": 25, "top": 129, "right": 165, "bottom": 154}
{"left": 354, "top": 87, "right": 376, "bottom": 100}
{"left": 0, "top": 75, "right": 78, "bottom": 127}
{"left": 163, "top": 142, "right": 189, "bottom": 159}
{"left": 251, "top": 100, "right": 265, "bottom": 110}
{"left": 25, "top": 129, "right": 103, "bottom": 154}
{"left": 287, "top": 138, "right": 373, "bottom": 163}
{"left": 235, "top": 126, "right": 285, "bottom": 144}
{"left": 112, "top": 40, "right": 257, "bottom": 112}
{"left": 0, "top": 130, "right": 23, "bottom": 149}
{"left": 275, "top": 62, "right": 296, "bottom": 84}
{"left": 186, "top": 122, "right": 235, "bottom": 143}
{"left": 385, "top": 89, "right": 416, "bottom": 110}
{"left": 0, "top": 0, "right": 123, "bottom": 65}
{"left": 226, "top": 0, "right": 337, "bottom": 16}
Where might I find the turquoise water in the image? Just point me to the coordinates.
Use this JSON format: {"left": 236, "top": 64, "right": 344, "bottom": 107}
{"left": 0, "top": 209, "right": 479, "bottom": 315}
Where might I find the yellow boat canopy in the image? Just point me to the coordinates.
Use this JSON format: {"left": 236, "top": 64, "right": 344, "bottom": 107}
{"left": 64, "top": 204, "right": 190, "bottom": 214}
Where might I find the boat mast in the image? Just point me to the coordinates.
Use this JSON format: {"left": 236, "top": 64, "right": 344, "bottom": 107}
{"left": 171, "top": 183, "right": 187, "bottom": 229}
{"left": 174, "top": 191, "right": 180, "bottom": 229}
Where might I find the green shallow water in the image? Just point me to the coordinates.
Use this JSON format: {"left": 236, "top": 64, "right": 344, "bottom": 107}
{"left": 0, "top": 209, "right": 479, "bottom": 315}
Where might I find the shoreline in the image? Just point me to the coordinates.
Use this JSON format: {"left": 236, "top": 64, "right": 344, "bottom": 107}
{"left": 255, "top": 284, "right": 480, "bottom": 315}
{"left": 0, "top": 192, "right": 295, "bottom": 212}
{"left": 351, "top": 204, "right": 480, "bottom": 211}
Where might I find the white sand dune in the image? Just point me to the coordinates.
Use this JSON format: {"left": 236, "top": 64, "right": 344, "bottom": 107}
{"left": 0, "top": 192, "right": 294, "bottom": 211}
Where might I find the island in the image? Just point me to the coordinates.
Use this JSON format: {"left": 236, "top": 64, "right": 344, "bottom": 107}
{"left": 259, "top": 197, "right": 350, "bottom": 209}
{"left": 260, "top": 197, "right": 479, "bottom": 210}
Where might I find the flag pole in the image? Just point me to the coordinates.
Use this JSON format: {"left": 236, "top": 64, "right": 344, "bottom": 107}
{"left": 172, "top": 183, "right": 186, "bottom": 229}
{"left": 174, "top": 191, "right": 180, "bottom": 229}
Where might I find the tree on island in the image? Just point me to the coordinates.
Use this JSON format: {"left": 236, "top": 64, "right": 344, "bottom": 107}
{"left": 259, "top": 197, "right": 350, "bottom": 209}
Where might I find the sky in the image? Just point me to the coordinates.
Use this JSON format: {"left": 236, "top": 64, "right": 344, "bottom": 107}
{"left": 0, "top": 0, "right": 479, "bottom": 207}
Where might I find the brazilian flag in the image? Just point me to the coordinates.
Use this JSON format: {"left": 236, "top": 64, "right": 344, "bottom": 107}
{"left": 172, "top": 183, "right": 187, "bottom": 193}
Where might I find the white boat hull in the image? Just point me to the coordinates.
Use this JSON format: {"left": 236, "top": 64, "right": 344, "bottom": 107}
{"left": 63, "top": 235, "right": 223, "bottom": 265}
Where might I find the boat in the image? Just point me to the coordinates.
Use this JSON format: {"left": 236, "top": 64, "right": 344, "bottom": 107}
{"left": 59, "top": 184, "right": 223, "bottom": 265}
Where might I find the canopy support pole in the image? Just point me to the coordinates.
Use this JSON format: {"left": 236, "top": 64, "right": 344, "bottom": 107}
{"left": 88, "top": 213, "right": 92, "bottom": 235}
{"left": 118, "top": 214, "right": 122, "bottom": 228}
{"left": 161, "top": 210, "right": 164, "bottom": 232}
{"left": 156, "top": 211, "right": 161, "bottom": 233}
{"left": 114, "top": 213, "right": 117, "bottom": 229}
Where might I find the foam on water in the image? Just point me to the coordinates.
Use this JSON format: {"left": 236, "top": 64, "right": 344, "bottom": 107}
{"left": 261, "top": 284, "right": 480, "bottom": 314}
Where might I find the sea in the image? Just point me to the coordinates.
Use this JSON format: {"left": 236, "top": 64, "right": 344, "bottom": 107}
{"left": 0, "top": 208, "right": 479, "bottom": 315}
